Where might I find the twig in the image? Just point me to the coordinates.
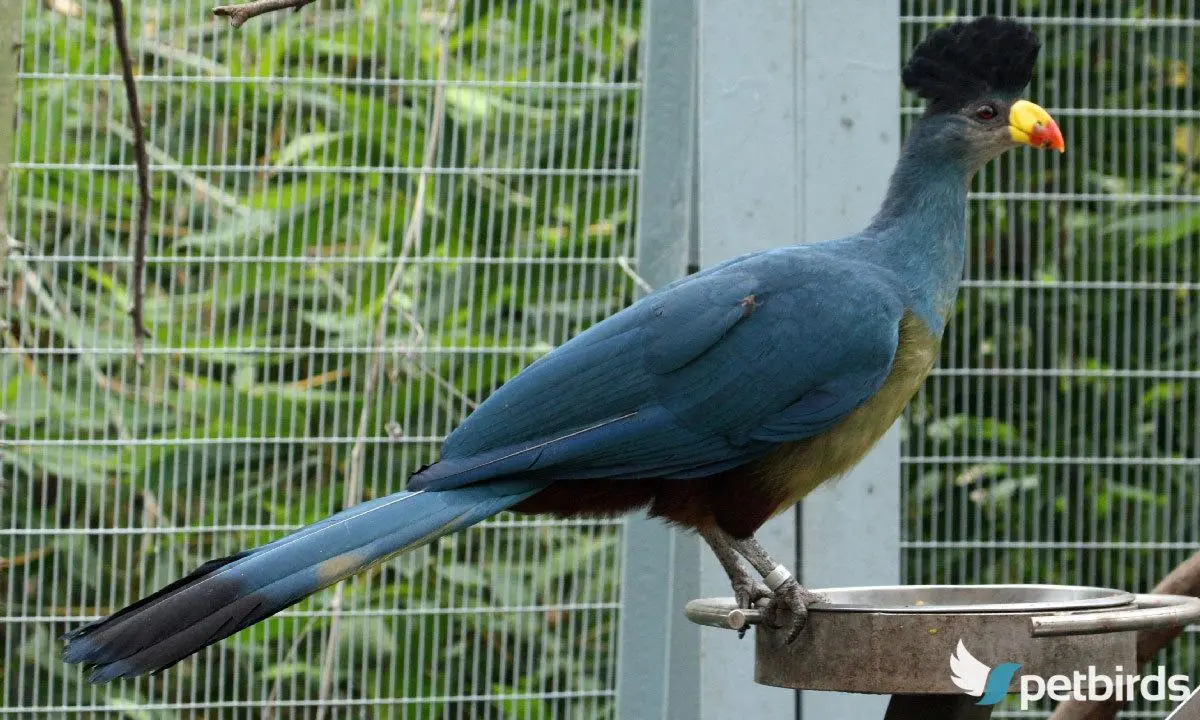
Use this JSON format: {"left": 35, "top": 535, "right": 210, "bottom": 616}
{"left": 0, "top": 10, "right": 15, "bottom": 301}
{"left": 259, "top": 615, "right": 323, "bottom": 720}
{"left": 1049, "top": 550, "right": 1200, "bottom": 720}
{"left": 213, "top": 0, "right": 318, "bottom": 28}
{"left": 314, "top": 3, "right": 459, "bottom": 716}
{"left": 394, "top": 309, "right": 479, "bottom": 414}
{"left": 8, "top": 241, "right": 132, "bottom": 440}
{"left": 405, "top": 360, "right": 479, "bottom": 413}
{"left": 616, "top": 255, "right": 654, "bottom": 295}
{"left": 106, "top": 0, "right": 151, "bottom": 364}
{"left": 108, "top": 122, "right": 250, "bottom": 215}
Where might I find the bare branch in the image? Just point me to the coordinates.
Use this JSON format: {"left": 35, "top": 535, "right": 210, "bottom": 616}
{"left": 616, "top": 255, "right": 654, "bottom": 295}
{"left": 106, "top": 0, "right": 151, "bottom": 364}
{"left": 212, "top": 0, "right": 317, "bottom": 28}
{"left": 314, "top": 3, "right": 460, "bottom": 716}
{"left": 1049, "top": 550, "right": 1200, "bottom": 720}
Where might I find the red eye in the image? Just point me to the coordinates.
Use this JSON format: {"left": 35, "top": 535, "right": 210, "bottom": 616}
{"left": 976, "top": 104, "right": 997, "bottom": 120}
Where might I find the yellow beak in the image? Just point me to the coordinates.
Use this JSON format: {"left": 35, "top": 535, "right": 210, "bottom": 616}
{"left": 1009, "top": 100, "right": 1065, "bottom": 153}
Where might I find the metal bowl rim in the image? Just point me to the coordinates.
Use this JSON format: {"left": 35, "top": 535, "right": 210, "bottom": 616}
{"left": 807, "top": 583, "right": 1137, "bottom": 614}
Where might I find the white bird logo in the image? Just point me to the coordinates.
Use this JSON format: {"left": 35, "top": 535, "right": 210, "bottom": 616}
{"left": 950, "top": 640, "right": 992, "bottom": 697}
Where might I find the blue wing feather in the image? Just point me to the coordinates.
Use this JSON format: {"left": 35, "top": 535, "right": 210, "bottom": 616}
{"left": 65, "top": 238, "right": 912, "bottom": 685}
{"left": 410, "top": 242, "right": 906, "bottom": 491}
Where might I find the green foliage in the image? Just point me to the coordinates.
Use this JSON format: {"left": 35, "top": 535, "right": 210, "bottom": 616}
{"left": 5, "top": 1, "right": 1199, "bottom": 717}
{"left": 901, "top": 5, "right": 1199, "bottom": 713}
{"left": 3, "top": 0, "right": 637, "bottom": 716}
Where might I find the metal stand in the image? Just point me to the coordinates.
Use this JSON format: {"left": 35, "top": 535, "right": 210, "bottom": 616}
{"left": 884, "top": 694, "right": 995, "bottom": 720}
{"left": 685, "top": 585, "right": 1200, "bottom": 719}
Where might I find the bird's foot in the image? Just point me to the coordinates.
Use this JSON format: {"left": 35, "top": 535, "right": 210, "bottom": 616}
{"left": 764, "top": 578, "right": 824, "bottom": 643}
{"left": 730, "top": 576, "right": 773, "bottom": 639}
{"left": 732, "top": 576, "right": 773, "bottom": 611}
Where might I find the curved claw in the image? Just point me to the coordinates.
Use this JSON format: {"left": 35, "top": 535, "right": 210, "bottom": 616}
{"left": 765, "top": 579, "right": 823, "bottom": 643}
{"left": 731, "top": 578, "right": 772, "bottom": 639}
{"left": 784, "top": 603, "right": 808, "bottom": 643}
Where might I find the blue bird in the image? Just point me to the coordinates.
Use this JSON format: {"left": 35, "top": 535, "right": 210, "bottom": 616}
{"left": 62, "top": 16, "right": 1064, "bottom": 683}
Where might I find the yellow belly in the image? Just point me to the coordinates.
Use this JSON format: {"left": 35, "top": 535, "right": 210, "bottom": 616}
{"left": 754, "top": 312, "right": 940, "bottom": 509}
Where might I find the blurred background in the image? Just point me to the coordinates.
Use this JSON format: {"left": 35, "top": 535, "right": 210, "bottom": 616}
{"left": 0, "top": 1, "right": 1196, "bottom": 718}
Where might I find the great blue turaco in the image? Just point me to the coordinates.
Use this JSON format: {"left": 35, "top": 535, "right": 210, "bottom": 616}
{"left": 63, "top": 15, "right": 1064, "bottom": 682}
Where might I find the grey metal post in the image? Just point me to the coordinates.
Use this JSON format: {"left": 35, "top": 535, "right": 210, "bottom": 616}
{"left": 696, "top": 0, "right": 901, "bottom": 717}
{"left": 620, "top": 2, "right": 901, "bottom": 718}
{"left": 693, "top": 0, "right": 800, "bottom": 717}
{"left": 796, "top": 2, "right": 901, "bottom": 719}
{"left": 615, "top": 0, "right": 698, "bottom": 717}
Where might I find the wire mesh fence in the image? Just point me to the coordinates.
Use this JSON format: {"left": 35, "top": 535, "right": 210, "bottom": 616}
{"left": 900, "top": 3, "right": 1199, "bottom": 718}
{"left": 4, "top": 1, "right": 1200, "bottom": 719}
{"left": 2, "top": 0, "right": 640, "bottom": 716}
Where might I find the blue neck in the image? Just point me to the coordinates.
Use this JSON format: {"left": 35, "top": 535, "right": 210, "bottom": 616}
{"left": 862, "top": 119, "right": 971, "bottom": 335}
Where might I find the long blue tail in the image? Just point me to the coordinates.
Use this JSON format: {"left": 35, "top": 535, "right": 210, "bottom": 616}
{"left": 62, "top": 479, "right": 544, "bottom": 683}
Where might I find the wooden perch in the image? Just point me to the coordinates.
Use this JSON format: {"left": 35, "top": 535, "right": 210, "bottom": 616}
{"left": 212, "top": 0, "right": 318, "bottom": 28}
{"left": 1050, "top": 550, "right": 1200, "bottom": 720}
{"left": 106, "top": 0, "right": 152, "bottom": 363}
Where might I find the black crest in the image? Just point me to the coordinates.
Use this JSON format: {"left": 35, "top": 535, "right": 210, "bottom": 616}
{"left": 902, "top": 16, "right": 1041, "bottom": 112}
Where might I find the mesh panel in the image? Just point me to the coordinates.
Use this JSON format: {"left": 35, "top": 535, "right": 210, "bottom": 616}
{"left": 2, "top": 1, "right": 640, "bottom": 716}
{"left": 7, "top": 1, "right": 1199, "bottom": 718}
{"left": 900, "top": 4, "right": 1199, "bottom": 718}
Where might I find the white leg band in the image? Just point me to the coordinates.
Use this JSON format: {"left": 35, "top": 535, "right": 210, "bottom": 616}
{"left": 763, "top": 564, "right": 792, "bottom": 592}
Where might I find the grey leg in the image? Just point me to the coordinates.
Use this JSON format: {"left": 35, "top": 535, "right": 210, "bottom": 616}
{"left": 727, "top": 534, "right": 824, "bottom": 643}
{"left": 698, "top": 526, "right": 772, "bottom": 619}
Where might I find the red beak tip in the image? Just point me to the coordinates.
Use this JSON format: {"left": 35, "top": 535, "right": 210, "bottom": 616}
{"left": 1030, "top": 122, "right": 1065, "bottom": 153}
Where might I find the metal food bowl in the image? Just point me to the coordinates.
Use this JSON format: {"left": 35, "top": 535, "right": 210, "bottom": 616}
{"left": 685, "top": 584, "right": 1200, "bottom": 719}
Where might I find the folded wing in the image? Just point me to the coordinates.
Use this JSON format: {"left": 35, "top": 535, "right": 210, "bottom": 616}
{"left": 410, "top": 246, "right": 905, "bottom": 491}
